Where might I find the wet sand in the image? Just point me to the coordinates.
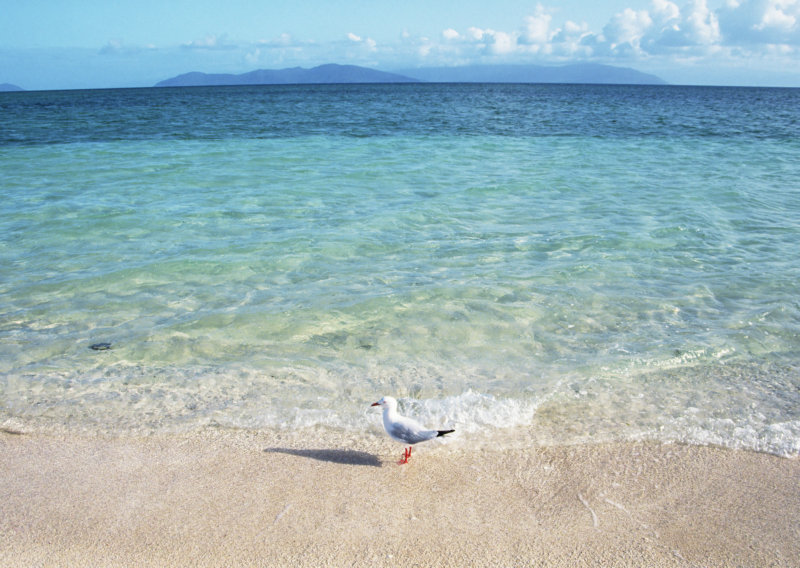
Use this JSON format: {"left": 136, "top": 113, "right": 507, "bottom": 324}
{"left": 1, "top": 428, "right": 798, "bottom": 567}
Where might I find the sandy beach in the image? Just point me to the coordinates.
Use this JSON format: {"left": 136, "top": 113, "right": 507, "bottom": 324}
{"left": 1, "top": 428, "right": 798, "bottom": 567}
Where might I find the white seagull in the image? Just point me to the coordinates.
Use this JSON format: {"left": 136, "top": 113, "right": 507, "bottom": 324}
{"left": 371, "top": 396, "right": 455, "bottom": 464}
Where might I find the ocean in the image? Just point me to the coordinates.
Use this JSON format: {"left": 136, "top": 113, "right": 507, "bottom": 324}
{"left": 1, "top": 83, "right": 798, "bottom": 456}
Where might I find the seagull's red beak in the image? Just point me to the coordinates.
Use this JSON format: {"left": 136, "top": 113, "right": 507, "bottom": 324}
{"left": 371, "top": 402, "right": 380, "bottom": 407}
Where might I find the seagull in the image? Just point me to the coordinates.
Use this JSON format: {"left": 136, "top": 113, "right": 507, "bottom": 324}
{"left": 371, "top": 396, "right": 455, "bottom": 464}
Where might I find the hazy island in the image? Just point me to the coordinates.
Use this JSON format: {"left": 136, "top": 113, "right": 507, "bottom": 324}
{"left": 400, "top": 62, "right": 667, "bottom": 85}
{"left": 156, "top": 62, "right": 666, "bottom": 87}
{"left": 156, "top": 64, "right": 420, "bottom": 87}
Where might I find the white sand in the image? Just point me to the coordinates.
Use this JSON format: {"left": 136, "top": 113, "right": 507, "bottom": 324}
{"left": 2, "top": 429, "right": 798, "bottom": 567}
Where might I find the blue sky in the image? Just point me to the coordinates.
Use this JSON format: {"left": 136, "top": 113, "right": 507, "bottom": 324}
{"left": 2, "top": 0, "right": 799, "bottom": 90}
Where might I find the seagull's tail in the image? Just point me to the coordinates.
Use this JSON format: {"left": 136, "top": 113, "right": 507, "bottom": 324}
{"left": 436, "top": 429, "right": 455, "bottom": 437}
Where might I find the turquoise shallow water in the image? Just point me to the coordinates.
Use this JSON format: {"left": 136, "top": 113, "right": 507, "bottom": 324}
{"left": 1, "top": 84, "right": 799, "bottom": 455}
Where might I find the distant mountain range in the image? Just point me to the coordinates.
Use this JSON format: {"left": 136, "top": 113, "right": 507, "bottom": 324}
{"left": 0, "top": 83, "right": 24, "bottom": 92}
{"left": 156, "top": 64, "right": 419, "bottom": 87}
{"left": 156, "top": 62, "right": 666, "bottom": 88}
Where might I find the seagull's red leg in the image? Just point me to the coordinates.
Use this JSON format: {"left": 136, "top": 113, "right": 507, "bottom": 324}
{"left": 398, "top": 447, "right": 411, "bottom": 465}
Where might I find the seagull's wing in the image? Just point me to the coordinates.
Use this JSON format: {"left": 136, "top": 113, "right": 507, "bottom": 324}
{"left": 387, "top": 417, "right": 439, "bottom": 445}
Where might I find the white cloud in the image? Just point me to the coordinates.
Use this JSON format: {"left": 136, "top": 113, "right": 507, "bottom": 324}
{"left": 642, "top": 0, "right": 720, "bottom": 51}
{"left": 375, "top": 0, "right": 794, "bottom": 85}
{"left": 486, "top": 30, "right": 517, "bottom": 54}
{"left": 442, "top": 28, "right": 460, "bottom": 41}
{"left": 653, "top": 0, "right": 681, "bottom": 22}
{"left": 439, "top": 25, "right": 519, "bottom": 56}
{"left": 758, "top": 2, "right": 796, "bottom": 30}
{"left": 718, "top": 0, "right": 800, "bottom": 44}
{"left": 604, "top": 8, "right": 654, "bottom": 49}
{"left": 521, "top": 6, "right": 553, "bottom": 44}
{"left": 685, "top": 0, "right": 722, "bottom": 44}
{"left": 549, "top": 21, "right": 593, "bottom": 57}
{"left": 345, "top": 32, "right": 377, "bottom": 55}
{"left": 466, "top": 27, "right": 485, "bottom": 41}
{"left": 357, "top": 0, "right": 796, "bottom": 71}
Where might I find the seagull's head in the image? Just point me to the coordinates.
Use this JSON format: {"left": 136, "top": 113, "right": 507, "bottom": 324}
{"left": 370, "top": 396, "right": 397, "bottom": 410}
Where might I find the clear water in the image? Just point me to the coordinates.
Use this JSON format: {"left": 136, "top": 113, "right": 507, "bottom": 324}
{"left": 1, "top": 84, "right": 799, "bottom": 455}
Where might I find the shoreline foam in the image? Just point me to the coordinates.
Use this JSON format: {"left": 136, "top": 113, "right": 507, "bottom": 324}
{"left": 2, "top": 428, "right": 797, "bottom": 567}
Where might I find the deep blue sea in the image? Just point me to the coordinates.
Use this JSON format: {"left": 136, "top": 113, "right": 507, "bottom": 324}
{"left": 1, "top": 84, "right": 799, "bottom": 456}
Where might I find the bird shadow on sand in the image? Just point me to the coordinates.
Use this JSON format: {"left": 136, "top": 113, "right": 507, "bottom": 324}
{"left": 264, "top": 447, "right": 382, "bottom": 467}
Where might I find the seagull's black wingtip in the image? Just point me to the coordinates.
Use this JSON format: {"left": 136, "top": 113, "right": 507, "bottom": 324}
{"left": 437, "top": 429, "right": 455, "bottom": 437}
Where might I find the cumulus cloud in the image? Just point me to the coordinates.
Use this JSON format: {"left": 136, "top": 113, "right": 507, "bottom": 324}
{"left": 637, "top": 0, "right": 720, "bottom": 53}
{"left": 549, "top": 21, "right": 593, "bottom": 57}
{"left": 604, "top": 8, "right": 654, "bottom": 49}
{"left": 684, "top": 0, "right": 722, "bottom": 44}
{"left": 436, "top": 25, "right": 519, "bottom": 56}
{"left": 759, "top": 0, "right": 798, "bottom": 31}
{"left": 464, "top": 27, "right": 482, "bottom": 41}
{"left": 442, "top": 28, "right": 460, "bottom": 40}
{"left": 632, "top": 0, "right": 800, "bottom": 52}
{"left": 426, "top": 0, "right": 797, "bottom": 65}
{"left": 431, "top": 4, "right": 589, "bottom": 59}
{"left": 520, "top": 5, "right": 554, "bottom": 45}
{"left": 718, "top": 0, "right": 800, "bottom": 44}
{"left": 473, "top": 29, "right": 517, "bottom": 54}
{"left": 653, "top": 0, "right": 681, "bottom": 22}
{"left": 490, "top": 30, "right": 518, "bottom": 54}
